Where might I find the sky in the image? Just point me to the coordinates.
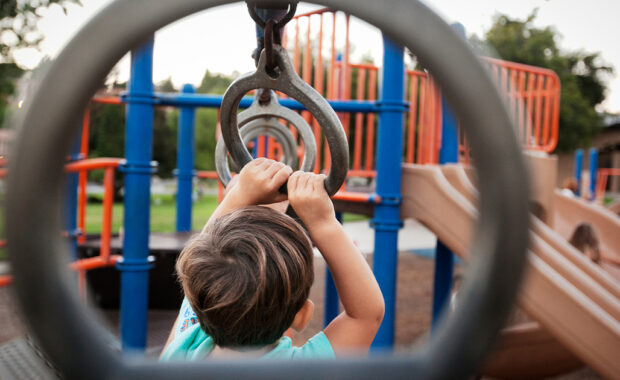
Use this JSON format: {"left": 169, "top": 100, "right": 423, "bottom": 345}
{"left": 10, "top": 0, "right": 620, "bottom": 114}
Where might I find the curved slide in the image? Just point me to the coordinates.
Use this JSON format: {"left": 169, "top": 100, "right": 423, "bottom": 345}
{"left": 401, "top": 164, "right": 620, "bottom": 379}
{"left": 554, "top": 191, "right": 620, "bottom": 271}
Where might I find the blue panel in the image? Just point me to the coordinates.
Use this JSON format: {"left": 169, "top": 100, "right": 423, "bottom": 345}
{"left": 175, "top": 84, "right": 196, "bottom": 232}
{"left": 117, "top": 37, "right": 155, "bottom": 352}
{"left": 589, "top": 148, "right": 598, "bottom": 201}
{"left": 574, "top": 149, "right": 583, "bottom": 197}
{"left": 371, "top": 36, "right": 405, "bottom": 350}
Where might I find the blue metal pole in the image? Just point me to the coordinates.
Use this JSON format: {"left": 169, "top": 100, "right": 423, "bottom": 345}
{"left": 175, "top": 84, "right": 196, "bottom": 233}
{"left": 574, "top": 149, "right": 584, "bottom": 197}
{"left": 589, "top": 148, "right": 598, "bottom": 201}
{"left": 430, "top": 22, "right": 464, "bottom": 329}
{"left": 125, "top": 92, "right": 381, "bottom": 113}
{"left": 64, "top": 132, "right": 82, "bottom": 260}
{"left": 324, "top": 212, "right": 342, "bottom": 327}
{"left": 117, "top": 37, "right": 156, "bottom": 352}
{"left": 370, "top": 36, "right": 405, "bottom": 350}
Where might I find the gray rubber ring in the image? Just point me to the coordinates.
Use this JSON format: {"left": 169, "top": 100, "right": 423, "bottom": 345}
{"left": 6, "top": 1, "right": 529, "bottom": 379}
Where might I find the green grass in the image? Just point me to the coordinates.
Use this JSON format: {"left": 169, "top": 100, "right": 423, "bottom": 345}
{"left": 84, "top": 194, "right": 368, "bottom": 234}
{"left": 85, "top": 195, "right": 219, "bottom": 234}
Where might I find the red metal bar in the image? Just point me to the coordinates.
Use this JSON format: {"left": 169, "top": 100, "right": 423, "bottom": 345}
{"left": 407, "top": 74, "right": 419, "bottom": 163}
{"left": 101, "top": 166, "right": 115, "bottom": 261}
{"left": 0, "top": 276, "right": 12, "bottom": 287}
{"left": 64, "top": 157, "right": 121, "bottom": 172}
{"left": 353, "top": 68, "right": 366, "bottom": 171}
{"left": 78, "top": 108, "right": 91, "bottom": 244}
{"left": 92, "top": 96, "right": 122, "bottom": 105}
{"left": 70, "top": 255, "right": 121, "bottom": 271}
{"left": 365, "top": 69, "right": 377, "bottom": 171}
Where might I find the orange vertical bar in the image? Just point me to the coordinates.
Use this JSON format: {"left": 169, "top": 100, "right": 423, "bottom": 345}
{"left": 533, "top": 75, "right": 544, "bottom": 148}
{"left": 407, "top": 74, "right": 419, "bottom": 163}
{"left": 327, "top": 11, "right": 336, "bottom": 100}
{"left": 294, "top": 20, "right": 300, "bottom": 73}
{"left": 517, "top": 71, "right": 526, "bottom": 145}
{"left": 416, "top": 76, "right": 427, "bottom": 164}
{"left": 509, "top": 69, "right": 518, "bottom": 123}
{"left": 365, "top": 68, "right": 377, "bottom": 171}
{"left": 549, "top": 77, "right": 560, "bottom": 151}
{"left": 78, "top": 108, "right": 90, "bottom": 244}
{"left": 341, "top": 14, "right": 351, "bottom": 138}
{"left": 353, "top": 68, "right": 366, "bottom": 171}
{"left": 433, "top": 82, "right": 442, "bottom": 164}
{"left": 101, "top": 167, "right": 114, "bottom": 261}
{"left": 525, "top": 74, "right": 535, "bottom": 147}
{"left": 541, "top": 75, "right": 552, "bottom": 147}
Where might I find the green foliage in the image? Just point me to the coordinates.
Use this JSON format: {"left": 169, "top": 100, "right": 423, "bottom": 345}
{"left": 1, "top": 0, "right": 80, "bottom": 62}
{"left": 194, "top": 69, "right": 235, "bottom": 170}
{"left": 474, "top": 10, "right": 613, "bottom": 152}
{"left": 0, "top": 63, "right": 23, "bottom": 126}
{"left": 194, "top": 108, "right": 219, "bottom": 171}
{"left": 0, "top": 0, "right": 78, "bottom": 127}
{"left": 197, "top": 70, "right": 234, "bottom": 95}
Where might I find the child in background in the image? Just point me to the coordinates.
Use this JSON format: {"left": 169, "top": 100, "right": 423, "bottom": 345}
{"left": 569, "top": 222, "right": 601, "bottom": 264}
{"left": 161, "top": 158, "right": 384, "bottom": 360}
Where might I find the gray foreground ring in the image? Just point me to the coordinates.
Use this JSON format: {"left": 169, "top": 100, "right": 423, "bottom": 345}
{"left": 220, "top": 45, "right": 347, "bottom": 196}
{"left": 215, "top": 117, "right": 300, "bottom": 186}
{"left": 6, "top": 1, "right": 530, "bottom": 379}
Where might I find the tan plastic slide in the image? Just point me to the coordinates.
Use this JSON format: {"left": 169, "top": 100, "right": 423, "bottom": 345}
{"left": 554, "top": 191, "right": 620, "bottom": 267}
{"left": 401, "top": 164, "right": 620, "bottom": 379}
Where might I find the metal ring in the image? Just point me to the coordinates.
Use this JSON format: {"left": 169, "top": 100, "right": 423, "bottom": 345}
{"left": 215, "top": 117, "right": 299, "bottom": 186}
{"left": 219, "top": 45, "right": 348, "bottom": 196}
{"left": 239, "top": 90, "right": 317, "bottom": 169}
{"left": 6, "top": 1, "right": 529, "bottom": 379}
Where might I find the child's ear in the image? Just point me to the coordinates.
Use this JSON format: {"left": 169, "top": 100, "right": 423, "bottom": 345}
{"left": 291, "top": 299, "right": 314, "bottom": 332}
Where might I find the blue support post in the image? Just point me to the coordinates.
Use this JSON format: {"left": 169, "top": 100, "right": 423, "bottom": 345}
{"left": 574, "top": 149, "right": 584, "bottom": 197}
{"left": 589, "top": 148, "right": 598, "bottom": 201}
{"left": 324, "top": 212, "right": 342, "bottom": 327}
{"left": 370, "top": 36, "right": 405, "bottom": 350}
{"left": 430, "top": 22, "right": 465, "bottom": 329}
{"left": 117, "top": 37, "right": 156, "bottom": 352}
{"left": 64, "top": 132, "right": 82, "bottom": 260}
{"left": 175, "top": 84, "right": 196, "bottom": 233}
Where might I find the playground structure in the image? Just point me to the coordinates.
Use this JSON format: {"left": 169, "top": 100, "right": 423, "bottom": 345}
{"left": 1, "top": 1, "right": 619, "bottom": 379}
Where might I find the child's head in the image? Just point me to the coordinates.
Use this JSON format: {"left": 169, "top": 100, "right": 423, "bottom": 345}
{"left": 176, "top": 206, "right": 314, "bottom": 348}
{"left": 569, "top": 222, "right": 601, "bottom": 264}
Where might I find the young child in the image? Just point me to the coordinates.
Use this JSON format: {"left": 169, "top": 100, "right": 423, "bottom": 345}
{"left": 160, "top": 158, "right": 384, "bottom": 360}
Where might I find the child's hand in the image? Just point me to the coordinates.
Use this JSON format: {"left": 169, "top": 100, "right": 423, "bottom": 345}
{"left": 288, "top": 171, "right": 335, "bottom": 230}
{"left": 230, "top": 158, "right": 292, "bottom": 206}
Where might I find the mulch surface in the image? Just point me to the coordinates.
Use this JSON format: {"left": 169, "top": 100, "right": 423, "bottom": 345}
{"left": 0, "top": 251, "right": 601, "bottom": 379}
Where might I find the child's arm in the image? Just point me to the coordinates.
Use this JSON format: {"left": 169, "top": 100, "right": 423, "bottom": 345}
{"left": 288, "top": 172, "right": 384, "bottom": 355}
{"left": 201, "top": 158, "right": 292, "bottom": 234}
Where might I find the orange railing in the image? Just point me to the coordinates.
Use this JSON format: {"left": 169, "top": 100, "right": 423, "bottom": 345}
{"left": 0, "top": 158, "right": 121, "bottom": 301}
{"left": 595, "top": 168, "right": 620, "bottom": 203}
{"left": 481, "top": 57, "right": 561, "bottom": 153}
{"left": 69, "top": 11, "right": 561, "bottom": 207}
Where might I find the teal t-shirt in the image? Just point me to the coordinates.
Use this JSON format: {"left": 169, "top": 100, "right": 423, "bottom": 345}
{"left": 160, "top": 298, "right": 335, "bottom": 361}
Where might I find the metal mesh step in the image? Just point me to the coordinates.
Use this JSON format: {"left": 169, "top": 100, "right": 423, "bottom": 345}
{"left": 0, "top": 337, "right": 58, "bottom": 380}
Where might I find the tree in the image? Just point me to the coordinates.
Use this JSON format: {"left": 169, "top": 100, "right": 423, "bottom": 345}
{"left": 472, "top": 11, "right": 613, "bottom": 152}
{"left": 0, "top": 0, "right": 80, "bottom": 126}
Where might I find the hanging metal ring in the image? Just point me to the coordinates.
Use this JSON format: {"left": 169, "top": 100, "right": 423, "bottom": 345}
{"left": 219, "top": 45, "right": 348, "bottom": 196}
{"left": 215, "top": 117, "right": 299, "bottom": 186}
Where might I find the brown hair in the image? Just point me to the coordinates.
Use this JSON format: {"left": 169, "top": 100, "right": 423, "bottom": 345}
{"left": 569, "top": 222, "right": 601, "bottom": 264}
{"left": 176, "top": 206, "right": 314, "bottom": 347}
